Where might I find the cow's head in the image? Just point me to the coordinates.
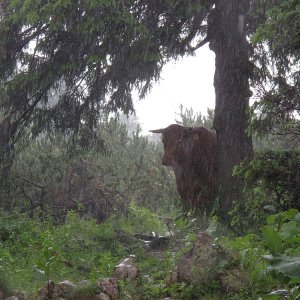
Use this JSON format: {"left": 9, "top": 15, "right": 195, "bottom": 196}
{"left": 150, "top": 124, "right": 197, "bottom": 166}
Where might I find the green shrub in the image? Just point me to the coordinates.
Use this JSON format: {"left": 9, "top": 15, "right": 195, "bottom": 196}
{"left": 3, "top": 115, "right": 179, "bottom": 222}
{"left": 232, "top": 150, "right": 300, "bottom": 231}
{"left": 223, "top": 209, "right": 300, "bottom": 299}
{"left": 262, "top": 209, "right": 300, "bottom": 281}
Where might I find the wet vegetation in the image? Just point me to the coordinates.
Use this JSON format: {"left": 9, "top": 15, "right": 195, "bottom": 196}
{"left": 0, "top": 0, "right": 300, "bottom": 299}
{"left": 0, "top": 110, "right": 299, "bottom": 299}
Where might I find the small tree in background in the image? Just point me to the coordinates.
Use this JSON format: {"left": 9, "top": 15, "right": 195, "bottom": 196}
{"left": 175, "top": 104, "right": 214, "bottom": 129}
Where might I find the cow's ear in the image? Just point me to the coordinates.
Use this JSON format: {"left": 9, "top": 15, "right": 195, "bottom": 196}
{"left": 149, "top": 128, "right": 165, "bottom": 133}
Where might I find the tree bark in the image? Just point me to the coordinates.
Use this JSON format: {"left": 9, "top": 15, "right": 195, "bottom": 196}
{"left": 209, "top": 0, "right": 254, "bottom": 222}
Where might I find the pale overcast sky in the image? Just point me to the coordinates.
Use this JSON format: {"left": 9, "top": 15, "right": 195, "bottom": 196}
{"left": 134, "top": 44, "right": 215, "bottom": 133}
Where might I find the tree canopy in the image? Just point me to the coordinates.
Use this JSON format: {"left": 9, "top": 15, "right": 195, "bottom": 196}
{"left": 250, "top": 0, "right": 300, "bottom": 144}
{"left": 0, "top": 0, "right": 212, "bottom": 145}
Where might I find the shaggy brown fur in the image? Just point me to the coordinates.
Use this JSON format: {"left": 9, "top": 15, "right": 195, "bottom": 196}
{"left": 151, "top": 124, "right": 218, "bottom": 214}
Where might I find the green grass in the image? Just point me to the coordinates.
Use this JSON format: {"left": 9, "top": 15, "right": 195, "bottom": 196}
{"left": 0, "top": 208, "right": 299, "bottom": 299}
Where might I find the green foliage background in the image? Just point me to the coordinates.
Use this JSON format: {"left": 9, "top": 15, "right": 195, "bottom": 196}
{"left": 1, "top": 114, "right": 180, "bottom": 222}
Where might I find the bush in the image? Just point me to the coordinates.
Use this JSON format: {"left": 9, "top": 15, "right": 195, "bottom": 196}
{"left": 222, "top": 209, "right": 300, "bottom": 298}
{"left": 232, "top": 150, "right": 300, "bottom": 231}
{"left": 2, "top": 116, "right": 179, "bottom": 221}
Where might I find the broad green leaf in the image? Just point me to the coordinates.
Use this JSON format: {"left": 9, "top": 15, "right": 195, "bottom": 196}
{"left": 279, "top": 221, "right": 300, "bottom": 240}
{"left": 266, "top": 214, "right": 281, "bottom": 225}
{"left": 262, "top": 226, "right": 283, "bottom": 255}
{"left": 263, "top": 255, "right": 300, "bottom": 279}
{"left": 281, "top": 209, "right": 299, "bottom": 222}
{"left": 270, "top": 256, "right": 300, "bottom": 279}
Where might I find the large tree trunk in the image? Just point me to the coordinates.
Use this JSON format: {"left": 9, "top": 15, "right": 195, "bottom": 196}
{"left": 209, "top": 0, "right": 254, "bottom": 222}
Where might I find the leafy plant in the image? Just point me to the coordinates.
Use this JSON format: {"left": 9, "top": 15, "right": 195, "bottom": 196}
{"left": 232, "top": 151, "right": 300, "bottom": 232}
{"left": 261, "top": 210, "right": 300, "bottom": 281}
{"left": 263, "top": 255, "right": 300, "bottom": 280}
{"left": 262, "top": 226, "right": 283, "bottom": 255}
{"left": 35, "top": 230, "right": 64, "bottom": 283}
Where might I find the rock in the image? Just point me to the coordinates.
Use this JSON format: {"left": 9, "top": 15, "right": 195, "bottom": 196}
{"left": 36, "top": 280, "right": 77, "bottom": 300}
{"left": 4, "top": 291, "right": 27, "bottom": 300}
{"left": 57, "top": 280, "right": 77, "bottom": 295}
{"left": 220, "top": 268, "right": 248, "bottom": 293}
{"left": 36, "top": 280, "right": 56, "bottom": 300}
{"left": 97, "top": 278, "right": 119, "bottom": 300}
{"left": 134, "top": 233, "right": 156, "bottom": 241}
{"left": 147, "top": 236, "right": 169, "bottom": 250}
{"left": 134, "top": 232, "right": 170, "bottom": 250}
{"left": 170, "top": 232, "right": 230, "bottom": 284}
{"left": 95, "top": 292, "right": 111, "bottom": 300}
{"left": 113, "top": 258, "right": 141, "bottom": 283}
{"left": 269, "top": 289, "right": 289, "bottom": 296}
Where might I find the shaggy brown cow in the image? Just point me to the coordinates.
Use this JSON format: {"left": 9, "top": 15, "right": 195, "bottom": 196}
{"left": 150, "top": 124, "right": 217, "bottom": 214}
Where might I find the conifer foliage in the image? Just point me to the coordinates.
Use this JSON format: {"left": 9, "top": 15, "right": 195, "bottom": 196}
{"left": 0, "top": 0, "right": 212, "bottom": 158}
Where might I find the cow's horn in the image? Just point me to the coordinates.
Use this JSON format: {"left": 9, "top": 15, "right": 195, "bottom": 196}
{"left": 149, "top": 128, "right": 165, "bottom": 133}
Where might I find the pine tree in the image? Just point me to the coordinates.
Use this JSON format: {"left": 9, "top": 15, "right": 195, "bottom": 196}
{"left": 250, "top": 0, "right": 300, "bottom": 146}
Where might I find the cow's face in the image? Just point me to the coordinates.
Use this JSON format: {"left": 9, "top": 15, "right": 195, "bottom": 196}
{"left": 150, "top": 124, "right": 187, "bottom": 166}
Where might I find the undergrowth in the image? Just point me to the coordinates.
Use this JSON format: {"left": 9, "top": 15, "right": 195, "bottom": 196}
{"left": 0, "top": 206, "right": 299, "bottom": 299}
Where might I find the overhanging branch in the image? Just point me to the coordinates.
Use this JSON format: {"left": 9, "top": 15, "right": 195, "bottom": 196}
{"left": 190, "top": 36, "right": 209, "bottom": 52}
